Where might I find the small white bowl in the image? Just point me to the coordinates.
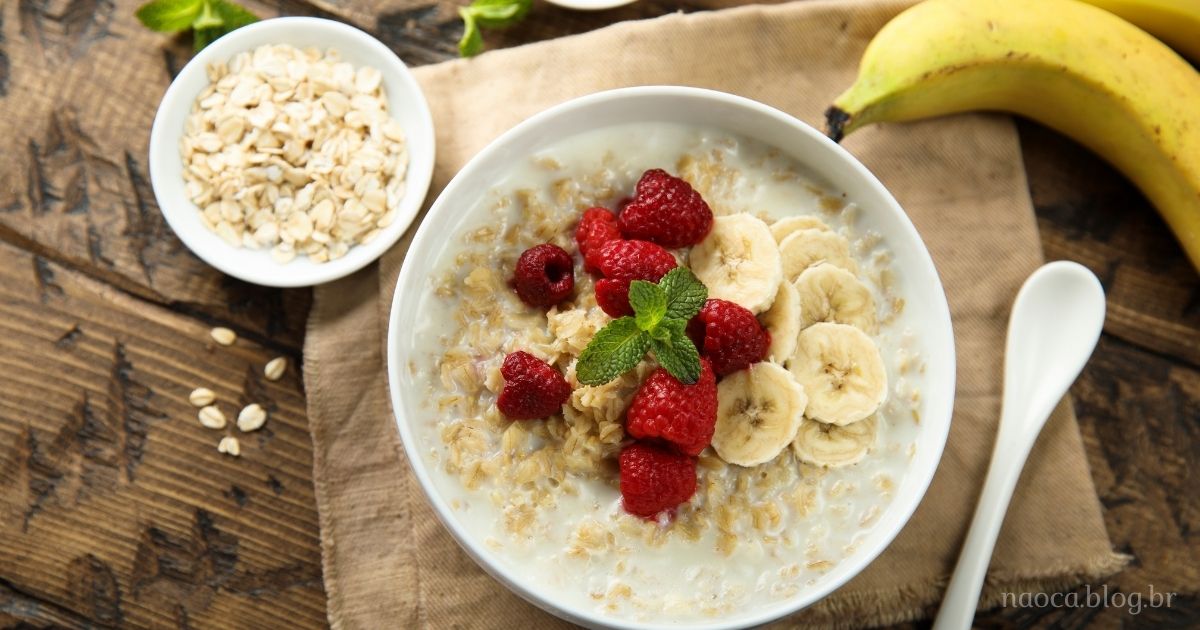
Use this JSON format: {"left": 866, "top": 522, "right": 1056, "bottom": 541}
{"left": 544, "top": 0, "right": 638, "bottom": 10}
{"left": 386, "top": 87, "right": 955, "bottom": 629}
{"left": 149, "top": 17, "right": 435, "bottom": 287}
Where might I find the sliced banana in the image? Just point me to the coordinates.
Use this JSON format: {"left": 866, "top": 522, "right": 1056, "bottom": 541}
{"left": 759, "top": 279, "right": 800, "bottom": 363}
{"left": 711, "top": 362, "right": 808, "bottom": 467}
{"left": 791, "top": 416, "right": 878, "bottom": 468}
{"left": 778, "top": 228, "right": 858, "bottom": 282}
{"left": 691, "top": 213, "right": 783, "bottom": 313}
{"left": 788, "top": 323, "right": 886, "bottom": 426}
{"left": 794, "top": 263, "right": 877, "bottom": 333}
{"left": 770, "top": 215, "right": 831, "bottom": 243}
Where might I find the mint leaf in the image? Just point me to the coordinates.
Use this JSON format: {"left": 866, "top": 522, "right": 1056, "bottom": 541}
{"left": 457, "top": 7, "right": 483, "bottom": 57}
{"left": 470, "top": 0, "right": 530, "bottom": 27}
{"left": 629, "top": 280, "right": 667, "bottom": 332}
{"left": 211, "top": 0, "right": 257, "bottom": 30}
{"left": 457, "top": 0, "right": 531, "bottom": 57}
{"left": 192, "top": 0, "right": 223, "bottom": 29}
{"left": 660, "top": 267, "right": 708, "bottom": 321}
{"left": 576, "top": 317, "right": 651, "bottom": 386}
{"left": 136, "top": 0, "right": 256, "bottom": 51}
{"left": 651, "top": 320, "right": 701, "bottom": 384}
{"left": 136, "top": 0, "right": 203, "bottom": 32}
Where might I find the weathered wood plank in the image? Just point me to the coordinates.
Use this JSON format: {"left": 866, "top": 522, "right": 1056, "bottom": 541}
{"left": 1018, "top": 121, "right": 1200, "bottom": 368}
{"left": 0, "top": 238, "right": 325, "bottom": 629}
{"left": 0, "top": 0, "right": 312, "bottom": 351}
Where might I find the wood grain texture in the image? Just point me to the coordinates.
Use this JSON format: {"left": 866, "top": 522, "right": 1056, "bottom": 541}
{"left": 0, "top": 0, "right": 1196, "bottom": 628}
{"left": 0, "top": 237, "right": 325, "bottom": 628}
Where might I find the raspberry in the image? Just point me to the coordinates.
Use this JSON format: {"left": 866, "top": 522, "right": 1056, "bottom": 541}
{"left": 618, "top": 442, "right": 697, "bottom": 519}
{"left": 618, "top": 169, "right": 714, "bottom": 248}
{"left": 686, "top": 299, "right": 771, "bottom": 376}
{"left": 595, "top": 239, "right": 677, "bottom": 281}
{"left": 512, "top": 243, "right": 574, "bottom": 307}
{"left": 496, "top": 351, "right": 571, "bottom": 420}
{"left": 595, "top": 278, "right": 634, "bottom": 318}
{"left": 626, "top": 359, "right": 717, "bottom": 456}
{"left": 575, "top": 207, "right": 621, "bottom": 274}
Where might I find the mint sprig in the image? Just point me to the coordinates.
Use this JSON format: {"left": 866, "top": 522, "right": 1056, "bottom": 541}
{"left": 136, "top": 0, "right": 259, "bottom": 52}
{"left": 577, "top": 268, "right": 708, "bottom": 386}
{"left": 457, "top": 0, "right": 531, "bottom": 57}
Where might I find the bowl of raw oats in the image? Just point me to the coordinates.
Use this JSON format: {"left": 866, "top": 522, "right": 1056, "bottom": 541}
{"left": 386, "top": 87, "right": 955, "bottom": 628}
{"left": 149, "top": 17, "right": 435, "bottom": 287}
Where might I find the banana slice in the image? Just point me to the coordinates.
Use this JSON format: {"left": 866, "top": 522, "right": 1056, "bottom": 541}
{"left": 711, "top": 362, "right": 808, "bottom": 467}
{"left": 791, "top": 416, "right": 878, "bottom": 468}
{"left": 778, "top": 228, "right": 859, "bottom": 282}
{"left": 691, "top": 213, "right": 783, "bottom": 313}
{"left": 795, "top": 263, "right": 877, "bottom": 333}
{"left": 770, "top": 216, "right": 831, "bottom": 243}
{"left": 788, "top": 323, "right": 886, "bottom": 425}
{"left": 759, "top": 279, "right": 800, "bottom": 363}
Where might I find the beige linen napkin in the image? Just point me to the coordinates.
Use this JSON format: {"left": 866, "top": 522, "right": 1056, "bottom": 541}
{"left": 303, "top": 1, "right": 1127, "bottom": 627}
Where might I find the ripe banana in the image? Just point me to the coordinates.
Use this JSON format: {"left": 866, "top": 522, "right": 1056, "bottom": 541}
{"left": 791, "top": 416, "right": 878, "bottom": 468}
{"left": 711, "top": 362, "right": 808, "bottom": 466}
{"left": 759, "top": 278, "right": 801, "bottom": 363}
{"left": 789, "top": 322, "right": 887, "bottom": 426}
{"left": 1080, "top": 0, "right": 1200, "bottom": 63}
{"left": 770, "top": 215, "right": 831, "bottom": 243}
{"left": 778, "top": 228, "right": 858, "bottom": 282}
{"left": 690, "top": 213, "right": 783, "bottom": 313}
{"left": 827, "top": 0, "right": 1200, "bottom": 271}
{"left": 794, "top": 262, "right": 877, "bottom": 333}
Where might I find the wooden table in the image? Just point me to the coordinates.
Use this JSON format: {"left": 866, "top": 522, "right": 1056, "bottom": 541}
{"left": 0, "top": 0, "right": 1195, "bottom": 627}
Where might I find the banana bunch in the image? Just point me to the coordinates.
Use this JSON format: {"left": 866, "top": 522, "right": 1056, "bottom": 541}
{"left": 693, "top": 213, "right": 887, "bottom": 468}
{"left": 826, "top": 0, "right": 1200, "bottom": 271}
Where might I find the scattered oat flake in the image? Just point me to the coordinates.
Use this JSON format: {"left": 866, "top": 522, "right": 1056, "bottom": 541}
{"left": 198, "top": 405, "right": 227, "bottom": 430}
{"left": 189, "top": 387, "right": 216, "bottom": 407}
{"left": 237, "top": 403, "right": 268, "bottom": 432}
{"left": 264, "top": 357, "right": 287, "bottom": 381}
{"left": 210, "top": 327, "right": 237, "bottom": 346}
{"left": 217, "top": 436, "right": 241, "bottom": 456}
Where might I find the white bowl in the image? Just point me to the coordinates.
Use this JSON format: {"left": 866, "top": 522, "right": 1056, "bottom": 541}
{"left": 386, "top": 86, "right": 955, "bottom": 629}
{"left": 148, "top": 17, "right": 435, "bottom": 287}
{"left": 544, "top": 0, "right": 638, "bottom": 10}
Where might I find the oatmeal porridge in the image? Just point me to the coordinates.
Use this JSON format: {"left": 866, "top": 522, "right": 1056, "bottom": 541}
{"left": 405, "top": 123, "right": 925, "bottom": 621}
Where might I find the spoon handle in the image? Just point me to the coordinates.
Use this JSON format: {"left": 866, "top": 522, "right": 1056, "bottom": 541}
{"left": 932, "top": 428, "right": 1038, "bottom": 630}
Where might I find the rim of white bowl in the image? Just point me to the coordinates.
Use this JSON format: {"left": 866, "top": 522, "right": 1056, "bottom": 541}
{"left": 386, "top": 86, "right": 956, "bottom": 630}
{"left": 544, "top": 0, "right": 639, "bottom": 11}
{"left": 148, "top": 17, "right": 435, "bottom": 288}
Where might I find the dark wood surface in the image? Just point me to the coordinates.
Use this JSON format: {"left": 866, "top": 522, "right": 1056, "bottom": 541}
{"left": 0, "top": 0, "right": 1196, "bottom": 628}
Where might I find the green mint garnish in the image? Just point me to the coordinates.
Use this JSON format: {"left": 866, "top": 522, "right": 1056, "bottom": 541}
{"left": 650, "top": 319, "right": 701, "bottom": 385}
{"left": 660, "top": 267, "right": 708, "bottom": 321}
{"left": 457, "top": 0, "right": 531, "bottom": 57}
{"left": 576, "top": 317, "right": 651, "bottom": 386}
{"left": 576, "top": 267, "right": 708, "bottom": 386}
{"left": 629, "top": 280, "right": 667, "bottom": 332}
{"left": 136, "top": 0, "right": 259, "bottom": 52}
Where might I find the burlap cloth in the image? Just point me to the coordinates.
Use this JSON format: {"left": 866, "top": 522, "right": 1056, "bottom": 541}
{"left": 303, "top": 1, "right": 1128, "bottom": 627}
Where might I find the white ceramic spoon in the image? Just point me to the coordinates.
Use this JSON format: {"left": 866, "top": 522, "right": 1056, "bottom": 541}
{"left": 933, "top": 261, "right": 1106, "bottom": 630}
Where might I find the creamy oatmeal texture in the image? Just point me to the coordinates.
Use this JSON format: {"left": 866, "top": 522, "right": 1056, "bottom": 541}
{"left": 407, "top": 123, "right": 925, "bottom": 621}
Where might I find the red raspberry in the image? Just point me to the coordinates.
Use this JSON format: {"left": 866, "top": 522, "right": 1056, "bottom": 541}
{"left": 619, "top": 442, "right": 697, "bottom": 519}
{"left": 594, "top": 278, "right": 634, "bottom": 318}
{"left": 626, "top": 359, "right": 717, "bottom": 456}
{"left": 686, "top": 299, "right": 771, "bottom": 376}
{"left": 575, "top": 207, "right": 621, "bottom": 274}
{"left": 497, "top": 351, "right": 571, "bottom": 420}
{"left": 512, "top": 243, "right": 574, "bottom": 307}
{"left": 618, "top": 169, "right": 714, "bottom": 248}
{"left": 595, "top": 239, "right": 677, "bottom": 281}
